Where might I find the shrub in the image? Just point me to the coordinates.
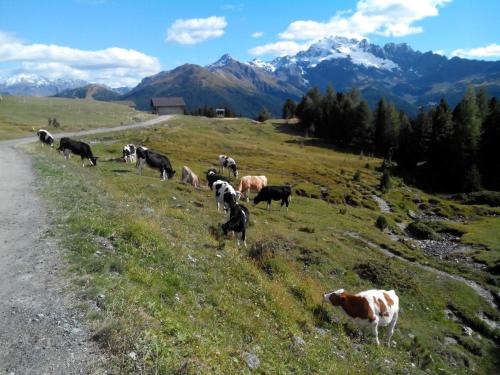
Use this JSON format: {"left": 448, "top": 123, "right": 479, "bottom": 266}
{"left": 406, "top": 221, "right": 441, "bottom": 240}
{"left": 379, "top": 169, "right": 391, "bottom": 193}
{"left": 256, "top": 106, "right": 271, "bottom": 122}
{"left": 460, "top": 191, "right": 500, "bottom": 207}
{"left": 353, "top": 170, "right": 361, "bottom": 182}
{"left": 376, "top": 215, "right": 388, "bottom": 231}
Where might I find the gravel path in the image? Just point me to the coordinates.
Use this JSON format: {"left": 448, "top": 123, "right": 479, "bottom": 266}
{"left": 0, "top": 115, "right": 172, "bottom": 374}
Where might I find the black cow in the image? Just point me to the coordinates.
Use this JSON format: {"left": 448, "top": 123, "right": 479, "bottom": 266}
{"left": 222, "top": 203, "right": 250, "bottom": 247}
{"left": 253, "top": 185, "right": 292, "bottom": 211}
{"left": 37, "top": 129, "right": 54, "bottom": 147}
{"left": 136, "top": 147, "right": 175, "bottom": 180}
{"left": 206, "top": 168, "right": 229, "bottom": 189}
{"left": 58, "top": 137, "right": 98, "bottom": 166}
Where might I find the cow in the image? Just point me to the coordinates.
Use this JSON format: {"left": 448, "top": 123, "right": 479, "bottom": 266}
{"left": 37, "top": 129, "right": 54, "bottom": 147}
{"left": 236, "top": 175, "right": 267, "bottom": 202}
{"left": 122, "top": 144, "right": 136, "bottom": 163}
{"left": 58, "top": 137, "right": 98, "bottom": 167}
{"left": 323, "top": 289, "right": 399, "bottom": 347}
{"left": 219, "top": 155, "right": 238, "bottom": 177}
{"left": 212, "top": 180, "right": 238, "bottom": 213}
{"left": 222, "top": 203, "right": 250, "bottom": 248}
{"left": 181, "top": 166, "right": 200, "bottom": 188}
{"left": 253, "top": 185, "right": 292, "bottom": 211}
{"left": 206, "top": 168, "right": 229, "bottom": 189}
{"left": 136, "top": 147, "right": 175, "bottom": 180}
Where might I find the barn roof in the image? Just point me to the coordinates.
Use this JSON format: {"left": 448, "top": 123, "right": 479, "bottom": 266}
{"left": 151, "top": 97, "right": 186, "bottom": 107}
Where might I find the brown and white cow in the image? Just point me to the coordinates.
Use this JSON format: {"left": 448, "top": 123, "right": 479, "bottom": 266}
{"left": 236, "top": 175, "right": 267, "bottom": 202}
{"left": 324, "top": 289, "right": 399, "bottom": 346}
{"left": 181, "top": 166, "right": 200, "bottom": 188}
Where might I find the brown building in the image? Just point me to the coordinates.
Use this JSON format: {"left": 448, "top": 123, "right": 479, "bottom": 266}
{"left": 150, "top": 97, "right": 186, "bottom": 115}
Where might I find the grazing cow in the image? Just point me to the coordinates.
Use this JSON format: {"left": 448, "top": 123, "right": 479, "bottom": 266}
{"left": 222, "top": 203, "right": 250, "bottom": 248}
{"left": 212, "top": 180, "right": 238, "bottom": 213}
{"left": 182, "top": 166, "right": 200, "bottom": 188}
{"left": 323, "top": 289, "right": 399, "bottom": 346}
{"left": 135, "top": 147, "right": 175, "bottom": 180}
{"left": 219, "top": 155, "right": 238, "bottom": 177}
{"left": 253, "top": 185, "right": 292, "bottom": 211}
{"left": 58, "top": 137, "right": 98, "bottom": 167}
{"left": 206, "top": 168, "right": 229, "bottom": 189}
{"left": 122, "top": 144, "right": 136, "bottom": 163}
{"left": 236, "top": 175, "right": 268, "bottom": 202}
{"left": 37, "top": 129, "right": 54, "bottom": 147}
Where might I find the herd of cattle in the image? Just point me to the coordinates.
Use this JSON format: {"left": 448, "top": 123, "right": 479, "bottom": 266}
{"left": 36, "top": 128, "right": 400, "bottom": 346}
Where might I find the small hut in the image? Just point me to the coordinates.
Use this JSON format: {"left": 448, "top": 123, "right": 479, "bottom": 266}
{"left": 151, "top": 97, "right": 186, "bottom": 115}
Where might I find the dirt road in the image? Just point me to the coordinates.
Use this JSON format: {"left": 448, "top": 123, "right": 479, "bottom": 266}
{"left": 0, "top": 115, "right": 172, "bottom": 374}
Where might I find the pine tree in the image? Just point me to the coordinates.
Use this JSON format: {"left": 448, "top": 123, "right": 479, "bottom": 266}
{"left": 395, "top": 112, "right": 418, "bottom": 171}
{"left": 320, "top": 84, "right": 337, "bottom": 139}
{"left": 453, "top": 86, "right": 482, "bottom": 191}
{"left": 476, "top": 86, "right": 490, "bottom": 122}
{"left": 414, "top": 106, "right": 432, "bottom": 162}
{"left": 282, "top": 99, "right": 297, "bottom": 120}
{"left": 479, "top": 98, "right": 500, "bottom": 190}
{"left": 350, "top": 100, "right": 373, "bottom": 151}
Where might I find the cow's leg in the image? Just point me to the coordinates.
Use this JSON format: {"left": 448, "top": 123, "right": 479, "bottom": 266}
{"left": 267, "top": 200, "right": 271, "bottom": 210}
{"left": 241, "top": 229, "right": 247, "bottom": 248}
{"left": 386, "top": 312, "right": 398, "bottom": 347}
{"left": 371, "top": 322, "right": 380, "bottom": 346}
{"left": 246, "top": 189, "right": 250, "bottom": 202}
{"left": 217, "top": 201, "right": 220, "bottom": 212}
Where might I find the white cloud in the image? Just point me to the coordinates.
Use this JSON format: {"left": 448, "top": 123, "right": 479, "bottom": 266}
{"left": 251, "top": 31, "right": 264, "bottom": 38}
{"left": 451, "top": 43, "right": 500, "bottom": 59}
{"left": 166, "top": 16, "right": 227, "bottom": 45}
{"left": 433, "top": 49, "right": 445, "bottom": 56}
{"left": 0, "top": 33, "right": 161, "bottom": 87}
{"left": 248, "top": 41, "right": 312, "bottom": 57}
{"left": 249, "top": 0, "right": 451, "bottom": 57}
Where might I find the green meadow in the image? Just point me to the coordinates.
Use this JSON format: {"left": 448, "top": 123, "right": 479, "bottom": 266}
{"left": 0, "top": 96, "right": 153, "bottom": 140}
{"left": 27, "top": 116, "right": 499, "bottom": 374}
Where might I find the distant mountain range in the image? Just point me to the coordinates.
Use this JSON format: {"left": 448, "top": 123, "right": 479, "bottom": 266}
{"left": 0, "top": 74, "right": 88, "bottom": 96}
{"left": 2, "top": 37, "right": 500, "bottom": 116}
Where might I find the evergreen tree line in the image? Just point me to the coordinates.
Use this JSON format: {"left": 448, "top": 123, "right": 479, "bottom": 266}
{"left": 285, "top": 85, "right": 500, "bottom": 192}
{"left": 190, "top": 106, "right": 239, "bottom": 118}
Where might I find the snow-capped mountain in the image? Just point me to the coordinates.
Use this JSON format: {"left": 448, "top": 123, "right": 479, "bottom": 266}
{"left": 0, "top": 74, "right": 87, "bottom": 96}
{"left": 269, "top": 37, "right": 400, "bottom": 72}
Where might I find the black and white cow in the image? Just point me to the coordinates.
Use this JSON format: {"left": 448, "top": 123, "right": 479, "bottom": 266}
{"left": 206, "top": 168, "right": 229, "bottom": 189}
{"left": 219, "top": 155, "right": 238, "bottom": 177}
{"left": 212, "top": 180, "right": 238, "bottom": 213}
{"left": 58, "top": 137, "right": 98, "bottom": 166}
{"left": 222, "top": 203, "right": 250, "bottom": 248}
{"left": 122, "top": 144, "right": 136, "bottom": 163}
{"left": 136, "top": 147, "right": 175, "bottom": 180}
{"left": 37, "top": 129, "right": 54, "bottom": 147}
{"left": 253, "top": 185, "right": 292, "bottom": 211}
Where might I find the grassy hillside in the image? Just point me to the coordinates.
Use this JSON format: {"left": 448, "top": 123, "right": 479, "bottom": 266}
{"left": 0, "top": 96, "right": 153, "bottom": 140}
{"left": 27, "top": 117, "right": 499, "bottom": 374}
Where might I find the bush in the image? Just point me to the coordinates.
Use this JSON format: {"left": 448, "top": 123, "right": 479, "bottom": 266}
{"left": 379, "top": 169, "right": 391, "bottom": 193}
{"left": 406, "top": 221, "right": 441, "bottom": 240}
{"left": 376, "top": 215, "right": 388, "bottom": 231}
{"left": 353, "top": 170, "right": 361, "bottom": 182}
{"left": 459, "top": 191, "right": 500, "bottom": 207}
{"left": 256, "top": 106, "right": 271, "bottom": 122}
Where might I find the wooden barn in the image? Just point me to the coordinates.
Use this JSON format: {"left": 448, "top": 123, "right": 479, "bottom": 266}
{"left": 150, "top": 97, "right": 186, "bottom": 115}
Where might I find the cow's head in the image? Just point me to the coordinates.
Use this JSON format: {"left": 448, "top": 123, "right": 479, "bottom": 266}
{"left": 253, "top": 194, "right": 262, "bottom": 206}
{"left": 324, "top": 289, "right": 345, "bottom": 306}
{"left": 167, "top": 169, "right": 176, "bottom": 179}
{"left": 229, "top": 164, "right": 238, "bottom": 177}
{"left": 90, "top": 156, "right": 99, "bottom": 166}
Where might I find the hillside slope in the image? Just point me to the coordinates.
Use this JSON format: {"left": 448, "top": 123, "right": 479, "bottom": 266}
{"left": 29, "top": 117, "right": 500, "bottom": 374}
{"left": 0, "top": 96, "right": 154, "bottom": 140}
{"left": 53, "top": 84, "right": 121, "bottom": 101}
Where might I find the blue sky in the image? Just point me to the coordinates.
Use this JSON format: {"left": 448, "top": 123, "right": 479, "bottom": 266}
{"left": 0, "top": 0, "right": 499, "bottom": 87}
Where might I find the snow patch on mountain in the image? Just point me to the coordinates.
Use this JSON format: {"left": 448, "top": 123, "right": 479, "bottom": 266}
{"left": 248, "top": 59, "right": 276, "bottom": 72}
